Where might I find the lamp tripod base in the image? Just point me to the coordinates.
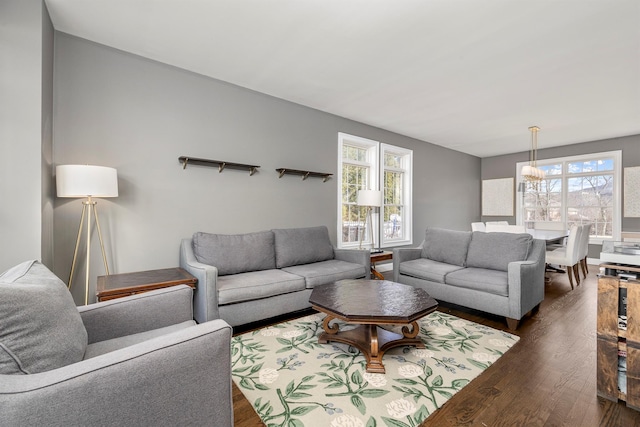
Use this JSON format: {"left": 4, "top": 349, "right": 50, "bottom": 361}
{"left": 68, "top": 197, "right": 110, "bottom": 305}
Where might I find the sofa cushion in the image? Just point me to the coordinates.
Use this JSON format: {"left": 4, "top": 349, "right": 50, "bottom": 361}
{"left": 193, "top": 230, "right": 276, "bottom": 275}
{"left": 217, "top": 269, "right": 306, "bottom": 305}
{"left": 399, "top": 258, "right": 465, "bottom": 283}
{"left": 273, "top": 226, "right": 334, "bottom": 268}
{"left": 0, "top": 260, "right": 88, "bottom": 375}
{"left": 421, "top": 227, "right": 472, "bottom": 267}
{"left": 445, "top": 267, "right": 509, "bottom": 297}
{"left": 466, "top": 231, "right": 532, "bottom": 272}
{"left": 282, "top": 260, "right": 367, "bottom": 289}
{"left": 83, "top": 320, "right": 196, "bottom": 359}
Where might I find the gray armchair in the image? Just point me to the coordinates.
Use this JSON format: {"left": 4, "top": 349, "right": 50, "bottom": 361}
{"left": 0, "top": 261, "right": 233, "bottom": 427}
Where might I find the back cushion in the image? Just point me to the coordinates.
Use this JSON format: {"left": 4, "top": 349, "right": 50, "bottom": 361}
{"left": 421, "top": 227, "right": 472, "bottom": 267}
{"left": 0, "top": 260, "right": 88, "bottom": 375}
{"left": 193, "top": 231, "right": 276, "bottom": 275}
{"left": 466, "top": 231, "right": 533, "bottom": 271}
{"left": 273, "top": 226, "right": 334, "bottom": 268}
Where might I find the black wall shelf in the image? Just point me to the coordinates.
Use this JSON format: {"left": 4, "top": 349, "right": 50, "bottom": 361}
{"left": 179, "top": 156, "right": 259, "bottom": 176}
{"left": 276, "top": 168, "right": 333, "bottom": 182}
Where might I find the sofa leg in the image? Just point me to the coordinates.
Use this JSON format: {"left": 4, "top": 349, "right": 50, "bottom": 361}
{"left": 531, "top": 303, "right": 541, "bottom": 315}
{"left": 506, "top": 317, "right": 519, "bottom": 331}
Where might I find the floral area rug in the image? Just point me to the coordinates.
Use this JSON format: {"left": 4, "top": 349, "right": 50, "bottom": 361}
{"left": 232, "top": 311, "right": 519, "bottom": 427}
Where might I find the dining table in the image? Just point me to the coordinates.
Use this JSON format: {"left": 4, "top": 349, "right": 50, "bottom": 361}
{"left": 526, "top": 228, "right": 568, "bottom": 245}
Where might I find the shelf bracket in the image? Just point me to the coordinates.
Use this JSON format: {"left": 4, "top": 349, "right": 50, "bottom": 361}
{"left": 219, "top": 162, "right": 226, "bottom": 173}
{"left": 302, "top": 172, "right": 310, "bottom": 181}
{"left": 181, "top": 157, "right": 189, "bottom": 169}
{"left": 249, "top": 167, "right": 258, "bottom": 176}
{"left": 278, "top": 169, "right": 287, "bottom": 178}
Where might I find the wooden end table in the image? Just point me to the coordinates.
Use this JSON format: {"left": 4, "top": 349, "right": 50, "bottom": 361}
{"left": 97, "top": 267, "right": 197, "bottom": 301}
{"left": 370, "top": 251, "right": 393, "bottom": 280}
{"left": 309, "top": 279, "right": 438, "bottom": 373}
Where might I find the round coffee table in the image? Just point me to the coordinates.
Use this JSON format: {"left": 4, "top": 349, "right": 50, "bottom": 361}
{"left": 309, "top": 279, "right": 438, "bottom": 373}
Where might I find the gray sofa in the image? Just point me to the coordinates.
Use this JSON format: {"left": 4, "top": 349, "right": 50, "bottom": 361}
{"left": 393, "top": 227, "right": 545, "bottom": 330}
{"left": 0, "top": 260, "right": 233, "bottom": 426}
{"left": 180, "top": 226, "right": 370, "bottom": 326}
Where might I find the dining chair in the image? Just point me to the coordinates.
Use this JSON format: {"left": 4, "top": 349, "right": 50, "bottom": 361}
{"left": 578, "top": 223, "right": 592, "bottom": 279}
{"left": 485, "top": 224, "right": 526, "bottom": 233}
{"left": 471, "top": 222, "right": 486, "bottom": 232}
{"left": 545, "top": 224, "right": 582, "bottom": 289}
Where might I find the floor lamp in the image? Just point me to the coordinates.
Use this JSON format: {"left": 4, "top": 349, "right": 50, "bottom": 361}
{"left": 56, "top": 165, "right": 118, "bottom": 305}
{"left": 357, "top": 189, "right": 382, "bottom": 253}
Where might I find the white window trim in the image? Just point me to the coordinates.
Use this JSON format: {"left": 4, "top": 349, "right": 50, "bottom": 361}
{"left": 337, "top": 133, "right": 413, "bottom": 249}
{"left": 337, "top": 133, "right": 378, "bottom": 249}
{"left": 515, "top": 150, "right": 622, "bottom": 244}
{"left": 380, "top": 143, "right": 413, "bottom": 247}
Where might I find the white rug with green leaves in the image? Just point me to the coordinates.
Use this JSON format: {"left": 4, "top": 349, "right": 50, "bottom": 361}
{"left": 232, "top": 311, "right": 519, "bottom": 427}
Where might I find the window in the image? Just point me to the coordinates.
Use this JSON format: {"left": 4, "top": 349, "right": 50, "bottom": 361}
{"left": 516, "top": 151, "right": 622, "bottom": 243}
{"left": 337, "top": 133, "right": 412, "bottom": 249}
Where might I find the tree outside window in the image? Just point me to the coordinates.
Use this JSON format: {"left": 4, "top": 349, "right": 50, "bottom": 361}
{"left": 519, "top": 152, "right": 620, "bottom": 242}
{"left": 338, "top": 134, "right": 412, "bottom": 249}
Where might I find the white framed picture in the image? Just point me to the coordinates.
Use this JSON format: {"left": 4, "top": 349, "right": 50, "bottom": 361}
{"left": 624, "top": 166, "right": 640, "bottom": 217}
{"left": 482, "top": 177, "right": 514, "bottom": 216}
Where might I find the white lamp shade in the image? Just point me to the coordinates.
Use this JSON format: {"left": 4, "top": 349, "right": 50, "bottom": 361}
{"left": 521, "top": 165, "right": 533, "bottom": 177}
{"left": 56, "top": 165, "right": 119, "bottom": 198}
{"left": 357, "top": 190, "right": 382, "bottom": 207}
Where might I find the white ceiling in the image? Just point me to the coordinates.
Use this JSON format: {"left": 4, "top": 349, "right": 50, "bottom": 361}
{"left": 44, "top": 0, "right": 640, "bottom": 157}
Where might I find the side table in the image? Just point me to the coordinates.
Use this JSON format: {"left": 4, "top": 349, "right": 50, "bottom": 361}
{"left": 97, "top": 267, "right": 197, "bottom": 302}
{"left": 370, "top": 251, "right": 393, "bottom": 280}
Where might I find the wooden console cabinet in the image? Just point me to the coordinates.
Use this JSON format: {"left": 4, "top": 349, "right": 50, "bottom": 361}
{"left": 597, "top": 263, "right": 640, "bottom": 410}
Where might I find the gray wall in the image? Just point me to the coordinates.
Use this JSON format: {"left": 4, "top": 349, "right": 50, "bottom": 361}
{"left": 0, "top": 0, "right": 54, "bottom": 272}
{"left": 481, "top": 134, "right": 640, "bottom": 257}
{"left": 52, "top": 33, "right": 480, "bottom": 303}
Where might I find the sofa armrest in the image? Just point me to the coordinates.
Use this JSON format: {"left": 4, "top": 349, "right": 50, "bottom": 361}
{"left": 180, "top": 238, "right": 220, "bottom": 323}
{"left": 334, "top": 248, "right": 371, "bottom": 279}
{"left": 0, "top": 319, "right": 233, "bottom": 427}
{"left": 507, "top": 239, "right": 546, "bottom": 319}
{"left": 78, "top": 285, "right": 194, "bottom": 344}
{"left": 392, "top": 247, "right": 423, "bottom": 282}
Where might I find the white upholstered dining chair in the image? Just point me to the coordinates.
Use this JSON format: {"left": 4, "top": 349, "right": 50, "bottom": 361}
{"left": 485, "top": 224, "right": 526, "bottom": 233}
{"left": 545, "top": 225, "right": 582, "bottom": 289}
{"left": 577, "top": 223, "right": 592, "bottom": 279}
{"left": 471, "top": 222, "right": 486, "bottom": 232}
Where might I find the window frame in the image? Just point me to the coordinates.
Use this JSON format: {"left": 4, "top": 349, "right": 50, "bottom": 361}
{"left": 380, "top": 143, "right": 413, "bottom": 247}
{"left": 337, "top": 133, "right": 413, "bottom": 249}
{"left": 515, "top": 150, "right": 622, "bottom": 244}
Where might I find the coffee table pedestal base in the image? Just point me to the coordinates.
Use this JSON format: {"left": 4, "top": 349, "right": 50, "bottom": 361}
{"left": 318, "top": 320, "right": 424, "bottom": 373}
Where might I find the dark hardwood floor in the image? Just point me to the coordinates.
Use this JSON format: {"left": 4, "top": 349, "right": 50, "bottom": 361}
{"left": 232, "top": 266, "right": 640, "bottom": 426}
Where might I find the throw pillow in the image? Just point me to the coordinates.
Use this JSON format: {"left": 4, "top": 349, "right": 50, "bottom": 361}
{"left": 0, "top": 260, "right": 88, "bottom": 375}
{"left": 421, "top": 227, "right": 472, "bottom": 267}
{"left": 466, "top": 231, "right": 533, "bottom": 271}
{"left": 272, "top": 226, "right": 334, "bottom": 268}
{"left": 193, "top": 230, "right": 276, "bottom": 275}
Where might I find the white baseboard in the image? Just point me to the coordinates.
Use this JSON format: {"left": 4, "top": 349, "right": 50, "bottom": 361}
{"left": 587, "top": 257, "right": 600, "bottom": 265}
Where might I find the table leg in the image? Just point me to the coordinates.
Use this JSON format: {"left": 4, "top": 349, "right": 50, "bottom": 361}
{"left": 371, "top": 264, "right": 385, "bottom": 280}
{"left": 317, "top": 321, "right": 425, "bottom": 373}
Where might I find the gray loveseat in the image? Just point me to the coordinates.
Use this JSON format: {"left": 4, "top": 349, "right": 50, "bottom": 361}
{"left": 393, "top": 227, "right": 545, "bottom": 329}
{"left": 0, "top": 260, "right": 233, "bottom": 426}
{"left": 180, "top": 226, "right": 370, "bottom": 326}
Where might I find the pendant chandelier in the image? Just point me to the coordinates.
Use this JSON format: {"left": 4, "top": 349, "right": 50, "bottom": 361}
{"left": 521, "top": 126, "right": 545, "bottom": 182}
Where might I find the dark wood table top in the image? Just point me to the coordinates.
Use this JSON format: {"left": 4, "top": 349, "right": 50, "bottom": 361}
{"left": 97, "top": 267, "right": 196, "bottom": 296}
{"left": 309, "top": 279, "right": 438, "bottom": 324}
